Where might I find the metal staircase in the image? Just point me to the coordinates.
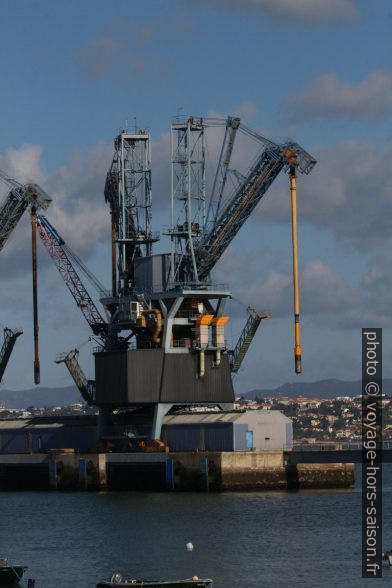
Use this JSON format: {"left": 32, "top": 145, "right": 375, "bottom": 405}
{"left": 55, "top": 349, "right": 95, "bottom": 404}
{"left": 230, "top": 309, "right": 271, "bottom": 373}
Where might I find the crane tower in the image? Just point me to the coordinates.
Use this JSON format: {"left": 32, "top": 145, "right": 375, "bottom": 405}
{"left": 89, "top": 115, "right": 316, "bottom": 440}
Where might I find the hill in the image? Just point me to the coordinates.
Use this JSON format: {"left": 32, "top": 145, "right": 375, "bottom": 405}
{"left": 243, "top": 378, "right": 392, "bottom": 400}
{"left": 0, "top": 385, "right": 82, "bottom": 409}
{"left": 1, "top": 378, "right": 390, "bottom": 408}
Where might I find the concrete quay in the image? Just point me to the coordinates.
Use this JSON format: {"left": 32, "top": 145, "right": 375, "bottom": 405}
{"left": 0, "top": 450, "right": 354, "bottom": 491}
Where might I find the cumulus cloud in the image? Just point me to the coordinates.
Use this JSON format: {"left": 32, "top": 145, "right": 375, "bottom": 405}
{"left": 216, "top": 253, "right": 391, "bottom": 329}
{"left": 231, "top": 259, "right": 358, "bottom": 320}
{"left": 0, "top": 142, "right": 113, "bottom": 280}
{"left": 286, "top": 71, "right": 392, "bottom": 121}
{"left": 76, "top": 11, "right": 193, "bottom": 83}
{"left": 361, "top": 255, "right": 392, "bottom": 323}
{"left": 0, "top": 144, "right": 45, "bottom": 185}
{"left": 256, "top": 139, "right": 392, "bottom": 252}
{"left": 195, "top": 0, "right": 358, "bottom": 23}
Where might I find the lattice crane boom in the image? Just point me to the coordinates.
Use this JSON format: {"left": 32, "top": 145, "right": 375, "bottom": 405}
{"left": 36, "top": 215, "right": 108, "bottom": 337}
{"left": 0, "top": 168, "right": 51, "bottom": 252}
{"left": 205, "top": 116, "right": 240, "bottom": 228}
{"left": 0, "top": 327, "right": 23, "bottom": 382}
{"left": 195, "top": 140, "right": 316, "bottom": 281}
{"left": 55, "top": 349, "right": 95, "bottom": 404}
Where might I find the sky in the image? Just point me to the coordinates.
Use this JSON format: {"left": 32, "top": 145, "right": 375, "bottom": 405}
{"left": 0, "top": 0, "right": 391, "bottom": 393}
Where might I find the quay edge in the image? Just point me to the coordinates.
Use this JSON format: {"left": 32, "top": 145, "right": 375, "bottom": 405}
{"left": 0, "top": 450, "right": 354, "bottom": 491}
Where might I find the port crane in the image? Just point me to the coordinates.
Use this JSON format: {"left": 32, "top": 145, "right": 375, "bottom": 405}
{"left": 30, "top": 115, "right": 314, "bottom": 442}
{"left": 91, "top": 116, "right": 316, "bottom": 439}
{"left": 0, "top": 168, "right": 51, "bottom": 383}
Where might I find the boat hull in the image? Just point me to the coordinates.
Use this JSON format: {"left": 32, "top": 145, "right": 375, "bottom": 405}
{"left": 0, "top": 566, "right": 27, "bottom": 586}
{"left": 97, "top": 580, "right": 213, "bottom": 588}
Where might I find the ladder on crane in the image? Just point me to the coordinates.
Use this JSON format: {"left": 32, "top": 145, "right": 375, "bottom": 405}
{"left": 0, "top": 328, "right": 23, "bottom": 382}
{"left": 230, "top": 308, "right": 271, "bottom": 373}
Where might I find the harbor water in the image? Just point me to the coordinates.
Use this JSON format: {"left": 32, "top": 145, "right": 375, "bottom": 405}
{"left": 1, "top": 464, "right": 392, "bottom": 588}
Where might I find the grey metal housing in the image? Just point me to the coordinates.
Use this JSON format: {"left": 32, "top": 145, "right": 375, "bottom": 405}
{"left": 95, "top": 349, "right": 235, "bottom": 405}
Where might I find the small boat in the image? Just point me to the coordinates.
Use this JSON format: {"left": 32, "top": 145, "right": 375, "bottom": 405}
{"left": 383, "top": 550, "right": 392, "bottom": 566}
{"left": 97, "top": 574, "right": 213, "bottom": 587}
{"left": 0, "top": 558, "right": 27, "bottom": 586}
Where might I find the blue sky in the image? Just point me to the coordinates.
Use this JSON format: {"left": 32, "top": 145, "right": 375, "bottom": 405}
{"left": 0, "top": 0, "right": 391, "bottom": 393}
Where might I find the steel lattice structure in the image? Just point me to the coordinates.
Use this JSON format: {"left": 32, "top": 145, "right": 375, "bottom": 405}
{"left": 0, "top": 327, "right": 23, "bottom": 382}
{"left": 36, "top": 215, "right": 108, "bottom": 337}
{"left": 194, "top": 141, "right": 315, "bottom": 280}
{"left": 105, "top": 128, "right": 159, "bottom": 295}
{"left": 0, "top": 169, "right": 51, "bottom": 252}
{"left": 55, "top": 349, "right": 94, "bottom": 404}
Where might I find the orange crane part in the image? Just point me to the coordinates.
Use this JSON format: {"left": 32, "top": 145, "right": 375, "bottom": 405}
{"left": 196, "top": 314, "right": 214, "bottom": 326}
{"left": 289, "top": 165, "right": 302, "bottom": 375}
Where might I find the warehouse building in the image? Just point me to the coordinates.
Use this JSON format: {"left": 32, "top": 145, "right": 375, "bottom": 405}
{"left": 0, "top": 416, "right": 97, "bottom": 454}
{"left": 162, "top": 410, "right": 292, "bottom": 452}
{"left": 0, "top": 410, "right": 292, "bottom": 453}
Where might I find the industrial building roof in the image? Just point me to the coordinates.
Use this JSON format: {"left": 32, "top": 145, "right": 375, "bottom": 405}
{"left": 163, "top": 409, "right": 290, "bottom": 425}
{"left": 0, "top": 420, "right": 63, "bottom": 430}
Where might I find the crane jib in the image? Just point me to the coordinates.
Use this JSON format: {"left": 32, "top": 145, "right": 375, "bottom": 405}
{"left": 36, "top": 216, "right": 108, "bottom": 336}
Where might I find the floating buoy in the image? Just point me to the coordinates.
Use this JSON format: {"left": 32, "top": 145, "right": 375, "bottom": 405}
{"left": 186, "top": 542, "right": 194, "bottom": 551}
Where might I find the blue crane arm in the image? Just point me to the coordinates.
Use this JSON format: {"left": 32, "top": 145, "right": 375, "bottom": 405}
{"left": 36, "top": 215, "right": 108, "bottom": 337}
{"left": 37, "top": 213, "right": 64, "bottom": 245}
{"left": 194, "top": 141, "right": 316, "bottom": 281}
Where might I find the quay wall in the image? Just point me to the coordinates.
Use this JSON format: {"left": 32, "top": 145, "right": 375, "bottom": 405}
{"left": 0, "top": 450, "right": 354, "bottom": 491}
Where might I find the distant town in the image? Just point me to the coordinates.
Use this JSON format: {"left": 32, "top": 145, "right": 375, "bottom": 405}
{"left": 0, "top": 393, "right": 390, "bottom": 443}
{"left": 236, "top": 395, "right": 390, "bottom": 442}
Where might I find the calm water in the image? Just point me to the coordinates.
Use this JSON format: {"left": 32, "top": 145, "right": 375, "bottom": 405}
{"left": 1, "top": 464, "right": 392, "bottom": 588}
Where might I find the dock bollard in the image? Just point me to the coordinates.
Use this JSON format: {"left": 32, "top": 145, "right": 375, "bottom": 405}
{"left": 78, "top": 458, "right": 88, "bottom": 490}
{"left": 199, "top": 457, "right": 209, "bottom": 491}
{"left": 165, "top": 458, "right": 175, "bottom": 490}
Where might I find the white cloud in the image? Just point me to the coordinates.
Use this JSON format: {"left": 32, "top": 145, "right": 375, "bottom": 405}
{"left": 361, "top": 255, "right": 392, "bottom": 323}
{"left": 258, "top": 139, "right": 392, "bottom": 251}
{"left": 0, "top": 144, "right": 45, "bottom": 185}
{"left": 195, "top": 0, "right": 358, "bottom": 23}
{"left": 215, "top": 252, "right": 391, "bottom": 329}
{"left": 241, "top": 259, "right": 357, "bottom": 319}
{"left": 0, "top": 142, "right": 112, "bottom": 278}
{"left": 286, "top": 71, "right": 392, "bottom": 121}
{"left": 76, "top": 11, "right": 193, "bottom": 83}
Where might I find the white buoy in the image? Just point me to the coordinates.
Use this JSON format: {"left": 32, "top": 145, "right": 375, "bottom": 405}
{"left": 186, "top": 542, "right": 194, "bottom": 551}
